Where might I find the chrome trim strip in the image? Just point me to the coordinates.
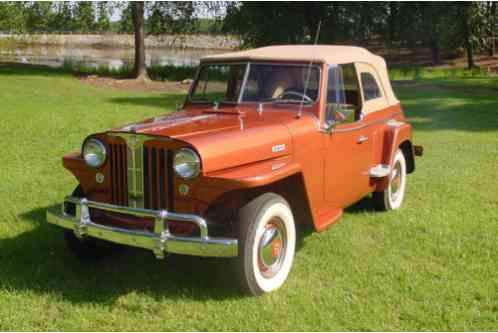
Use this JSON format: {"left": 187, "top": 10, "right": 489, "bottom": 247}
{"left": 319, "top": 112, "right": 403, "bottom": 134}
{"left": 46, "top": 196, "right": 238, "bottom": 259}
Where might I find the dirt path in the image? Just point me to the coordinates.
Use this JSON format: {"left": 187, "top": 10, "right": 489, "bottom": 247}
{"left": 78, "top": 75, "right": 192, "bottom": 93}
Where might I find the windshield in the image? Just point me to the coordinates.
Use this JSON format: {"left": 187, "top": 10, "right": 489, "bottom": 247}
{"left": 242, "top": 64, "right": 319, "bottom": 103}
{"left": 190, "top": 63, "right": 246, "bottom": 103}
{"left": 190, "top": 63, "right": 320, "bottom": 105}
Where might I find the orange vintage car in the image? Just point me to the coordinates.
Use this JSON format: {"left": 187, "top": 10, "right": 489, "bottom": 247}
{"left": 47, "top": 45, "right": 422, "bottom": 295}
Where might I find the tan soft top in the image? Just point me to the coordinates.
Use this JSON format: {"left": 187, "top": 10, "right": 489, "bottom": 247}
{"left": 201, "top": 45, "right": 381, "bottom": 66}
{"left": 201, "top": 45, "right": 398, "bottom": 107}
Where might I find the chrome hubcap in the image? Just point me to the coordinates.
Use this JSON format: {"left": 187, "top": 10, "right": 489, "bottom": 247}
{"left": 258, "top": 218, "right": 286, "bottom": 279}
{"left": 390, "top": 161, "right": 402, "bottom": 200}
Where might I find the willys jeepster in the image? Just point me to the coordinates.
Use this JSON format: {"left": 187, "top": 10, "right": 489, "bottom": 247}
{"left": 47, "top": 45, "right": 422, "bottom": 295}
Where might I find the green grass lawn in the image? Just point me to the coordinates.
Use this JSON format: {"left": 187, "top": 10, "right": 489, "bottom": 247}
{"left": 0, "top": 65, "right": 497, "bottom": 331}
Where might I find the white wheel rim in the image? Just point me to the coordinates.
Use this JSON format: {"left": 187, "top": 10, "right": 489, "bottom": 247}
{"left": 257, "top": 217, "right": 286, "bottom": 279}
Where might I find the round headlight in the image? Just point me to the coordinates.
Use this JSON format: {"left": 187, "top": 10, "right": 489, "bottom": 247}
{"left": 83, "top": 138, "right": 107, "bottom": 168}
{"left": 174, "top": 148, "right": 200, "bottom": 179}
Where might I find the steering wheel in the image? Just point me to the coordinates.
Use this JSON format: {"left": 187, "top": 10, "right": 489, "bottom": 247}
{"left": 275, "top": 90, "right": 313, "bottom": 103}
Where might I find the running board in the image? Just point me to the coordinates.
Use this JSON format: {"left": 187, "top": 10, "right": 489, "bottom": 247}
{"left": 369, "top": 164, "right": 391, "bottom": 178}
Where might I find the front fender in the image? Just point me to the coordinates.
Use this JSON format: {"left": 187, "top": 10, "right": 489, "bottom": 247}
{"left": 204, "top": 155, "right": 301, "bottom": 189}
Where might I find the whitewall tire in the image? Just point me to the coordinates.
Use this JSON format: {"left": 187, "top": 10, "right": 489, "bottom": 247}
{"left": 236, "top": 193, "right": 296, "bottom": 295}
{"left": 373, "top": 149, "right": 407, "bottom": 211}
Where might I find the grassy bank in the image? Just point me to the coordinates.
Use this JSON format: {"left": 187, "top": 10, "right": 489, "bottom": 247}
{"left": 62, "top": 59, "right": 197, "bottom": 82}
{"left": 0, "top": 65, "right": 497, "bottom": 330}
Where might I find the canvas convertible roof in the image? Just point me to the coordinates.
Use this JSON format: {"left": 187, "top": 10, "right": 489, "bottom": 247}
{"left": 201, "top": 45, "right": 399, "bottom": 108}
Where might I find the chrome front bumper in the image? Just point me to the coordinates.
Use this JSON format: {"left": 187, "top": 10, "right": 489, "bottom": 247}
{"left": 46, "top": 196, "right": 238, "bottom": 259}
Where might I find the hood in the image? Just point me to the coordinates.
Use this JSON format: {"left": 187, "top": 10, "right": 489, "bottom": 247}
{"left": 111, "top": 107, "right": 311, "bottom": 173}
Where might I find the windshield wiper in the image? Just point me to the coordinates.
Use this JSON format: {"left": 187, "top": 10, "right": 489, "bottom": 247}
{"left": 261, "top": 98, "right": 311, "bottom": 105}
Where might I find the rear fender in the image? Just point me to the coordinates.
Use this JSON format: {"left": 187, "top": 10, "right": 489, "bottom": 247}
{"left": 375, "top": 121, "right": 413, "bottom": 191}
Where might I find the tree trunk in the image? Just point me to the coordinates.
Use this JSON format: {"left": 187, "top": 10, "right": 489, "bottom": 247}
{"left": 429, "top": 37, "right": 441, "bottom": 65}
{"left": 466, "top": 39, "right": 475, "bottom": 69}
{"left": 133, "top": 2, "right": 148, "bottom": 80}
{"left": 489, "top": 2, "right": 496, "bottom": 57}
{"left": 462, "top": 4, "right": 476, "bottom": 69}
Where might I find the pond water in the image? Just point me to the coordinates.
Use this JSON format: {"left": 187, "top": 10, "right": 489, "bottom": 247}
{"left": 0, "top": 44, "right": 223, "bottom": 69}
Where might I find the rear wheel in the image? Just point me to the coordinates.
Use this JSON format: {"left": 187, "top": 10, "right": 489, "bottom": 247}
{"left": 373, "top": 149, "right": 407, "bottom": 211}
{"left": 64, "top": 186, "right": 122, "bottom": 261}
{"left": 235, "top": 193, "right": 296, "bottom": 296}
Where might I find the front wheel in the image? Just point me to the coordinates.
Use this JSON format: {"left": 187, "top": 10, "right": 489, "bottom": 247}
{"left": 373, "top": 149, "right": 407, "bottom": 211}
{"left": 235, "top": 193, "right": 296, "bottom": 296}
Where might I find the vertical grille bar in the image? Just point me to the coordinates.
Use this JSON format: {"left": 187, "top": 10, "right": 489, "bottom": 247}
{"left": 120, "top": 144, "right": 128, "bottom": 205}
{"left": 143, "top": 145, "right": 169, "bottom": 210}
{"left": 159, "top": 149, "right": 166, "bottom": 209}
{"left": 109, "top": 142, "right": 128, "bottom": 206}
{"left": 143, "top": 146, "right": 151, "bottom": 209}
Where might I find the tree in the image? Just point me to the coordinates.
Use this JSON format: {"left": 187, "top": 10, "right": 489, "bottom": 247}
{"left": 486, "top": 1, "right": 497, "bottom": 56}
{"left": 133, "top": 2, "right": 148, "bottom": 80}
{"left": 25, "top": 2, "right": 54, "bottom": 33}
{"left": 96, "top": 2, "right": 111, "bottom": 33}
{"left": 0, "top": 2, "right": 27, "bottom": 33}
{"left": 119, "top": 2, "right": 134, "bottom": 33}
{"left": 52, "top": 2, "right": 74, "bottom": 33}
{"left": 74, "top": 2, "right": 96, "bottom": 33}
{"left": 455, "top": 3, "right": 485, "bottom": 69}
{"left": 147, "top": 1, "right": 196, "bottom": 35}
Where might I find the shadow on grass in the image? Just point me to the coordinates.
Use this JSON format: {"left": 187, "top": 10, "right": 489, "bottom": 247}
{"left": 395, "top": 82, "right": 498, "bottom": 133}
{"left": 1, "top": 205, "right": 246, "bottom": 304}
{"left": 344, "top": 197, "right": 376, "bottom": 215}
{"left": 6, "top": 205, "right": 315, "bottom": 303}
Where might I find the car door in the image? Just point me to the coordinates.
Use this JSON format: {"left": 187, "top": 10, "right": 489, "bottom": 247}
{"left": 324, "top": 63, "right": 373, "bottom": 208}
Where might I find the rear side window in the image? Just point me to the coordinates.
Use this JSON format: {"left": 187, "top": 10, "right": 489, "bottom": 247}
{"left": 360, "top": 72, "right": 382, "bottom": 100}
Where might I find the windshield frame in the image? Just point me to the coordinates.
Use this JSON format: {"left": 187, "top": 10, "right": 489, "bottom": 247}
{"left": 188, "top": 61, "right": 322, "bottom": 107}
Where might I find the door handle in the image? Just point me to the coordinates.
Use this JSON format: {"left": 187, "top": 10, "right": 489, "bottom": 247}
{"left": 357, "top": 135, "right": 369, "bottom": 144}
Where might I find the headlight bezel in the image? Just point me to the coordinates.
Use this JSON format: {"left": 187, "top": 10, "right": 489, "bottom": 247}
{"left": 82, "top": 137, "right": 107, "bottom": 169}
{"left": 173, "top": 147, "right": 201, "bottom": 180}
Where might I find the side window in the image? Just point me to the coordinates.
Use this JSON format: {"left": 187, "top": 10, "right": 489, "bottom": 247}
{"left": 360, "top": 72, "right": 382, "bottom": 100}
{"left": 325, "top": 63, "right": 361, "bottom": 124}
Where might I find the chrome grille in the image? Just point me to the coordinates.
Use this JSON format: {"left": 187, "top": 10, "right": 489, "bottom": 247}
{"left": 108, "top": 134, "right": 171, "bottom": 210}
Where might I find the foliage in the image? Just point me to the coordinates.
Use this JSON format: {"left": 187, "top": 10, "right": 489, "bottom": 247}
{"left": 0, "top": 2, "right": 26, "bottom": 33}
{"left": 147, "top": 1, "right": 196, "bottom": 35}
{"left": 0, "top": 64, "right": 497, "bottom": 330}
{"left": 96, "top": 2, "right": 111, "bottom": 33}
{"left": 25, "top": 2, "right": 54, "bottom": 33}
{"left": 224, "top": 2, "right": 497, "bottom": 67}
{"left": 73, "top": 2, "right": 96, "bottom": 33}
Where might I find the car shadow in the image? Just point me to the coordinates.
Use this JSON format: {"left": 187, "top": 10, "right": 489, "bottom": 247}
{"left": 344, "top": 197, "right": 376, "bottom": 214}
{"left": 1, "top": 206, "right": 246, "bottom": 305}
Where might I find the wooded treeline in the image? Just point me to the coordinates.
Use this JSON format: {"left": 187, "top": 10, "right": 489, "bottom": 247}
{"left": 0, "top": 2, "right": 224, "bottom": 35}
{"left": 0, "top": 2, "right": 496, "bottom": 70}
{"left": 224, "top": 2, "right": 497, "bottom": 68}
